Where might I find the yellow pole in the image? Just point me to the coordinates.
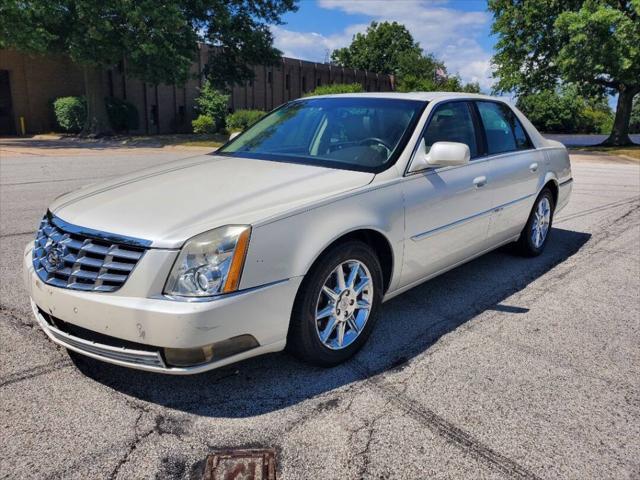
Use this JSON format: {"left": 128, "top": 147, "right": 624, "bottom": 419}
{"left": 19, "top": 116, "right": 26, "bottom": 136}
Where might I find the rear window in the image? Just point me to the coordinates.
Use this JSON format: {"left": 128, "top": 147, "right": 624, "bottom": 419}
{"left": 476, "top": 101, "right": 532, "bottom": 154}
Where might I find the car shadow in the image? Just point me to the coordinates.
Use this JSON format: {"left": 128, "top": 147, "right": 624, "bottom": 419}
{"left": 71, "top": 227, "right": 591, "bottom": 418}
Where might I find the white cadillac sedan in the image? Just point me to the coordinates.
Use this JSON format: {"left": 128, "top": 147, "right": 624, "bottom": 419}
{"left": 24, "top": 93, "right": 572, "bottom": 374}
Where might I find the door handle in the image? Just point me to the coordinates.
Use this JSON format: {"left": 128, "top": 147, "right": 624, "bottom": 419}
{"left": 473, "top": 176, "right": 487, "bottom": 188}
{"left": 529, "top": 162, "right": 539, "bottom": 172}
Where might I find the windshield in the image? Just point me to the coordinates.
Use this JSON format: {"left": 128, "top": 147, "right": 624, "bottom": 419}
{"left": 218, "top": 97, "right": 426, "bottom": 172}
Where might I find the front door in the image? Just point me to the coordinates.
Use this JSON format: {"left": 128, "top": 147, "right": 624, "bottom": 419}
{"left": 0, "top": 70, "right": 15, "bottom": 135}
{"left": 401, "top": 101, "right": 493, "bottom": 288}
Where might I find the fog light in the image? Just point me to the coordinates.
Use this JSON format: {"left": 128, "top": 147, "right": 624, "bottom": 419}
{"left": 164, "top": 335, "right": 259, "bottom": 367}
{"left": 164, "top": 344, "right": 215, "bottom": 367}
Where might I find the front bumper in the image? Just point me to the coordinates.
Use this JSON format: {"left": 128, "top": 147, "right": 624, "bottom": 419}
{"left": 24, "top": 246, "right": 302, "bottom": 374}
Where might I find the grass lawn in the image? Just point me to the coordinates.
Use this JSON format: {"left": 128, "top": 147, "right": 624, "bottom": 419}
{"left": 570, "top": 145, "right": 640, "bottom": 160}
{"left": 29, "top": 132, "right": 231, "bottom": 149}
{"left": 129, "top": 133, "right": 230, "bottom": 148}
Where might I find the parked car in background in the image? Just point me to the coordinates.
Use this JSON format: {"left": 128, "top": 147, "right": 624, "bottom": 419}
{"left": 24, "top": 93, "right": 572, "bottom": 374}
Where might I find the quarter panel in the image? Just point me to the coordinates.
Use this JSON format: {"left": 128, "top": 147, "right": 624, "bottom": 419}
{"left": 543, "top": 146, "right": 572, "bottom": 185}
{"left": 240, "top": 182, "right": 405, "bottom": 291}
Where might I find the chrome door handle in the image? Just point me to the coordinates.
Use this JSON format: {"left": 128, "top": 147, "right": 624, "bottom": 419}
{"left": 529, "top": 162, "right": 539, "bottom": 172}
{"left": 473, "top": 176, "right": 487, "bottom": 188}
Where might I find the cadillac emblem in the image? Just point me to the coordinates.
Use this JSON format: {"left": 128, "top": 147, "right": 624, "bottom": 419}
{"left": 44, "top": 242, "right": 67, "bottom": 273}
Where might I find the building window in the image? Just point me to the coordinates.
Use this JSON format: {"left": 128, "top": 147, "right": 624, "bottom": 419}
{"left": 151, "top": 105, "right": 158, "bottom": 126}
{"left": 267, "top": 71, "right": 272, "bottom": 84}
{"left": 285, "top": 74, "right": 290, "bottom": 90}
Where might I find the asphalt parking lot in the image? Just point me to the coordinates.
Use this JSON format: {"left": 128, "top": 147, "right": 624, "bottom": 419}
{"left": 1, "top": 138, "right": 639, "bottom": 479}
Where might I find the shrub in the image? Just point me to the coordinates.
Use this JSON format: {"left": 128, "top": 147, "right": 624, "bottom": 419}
{"left": 194, "top": 81, "right": 229, "bottom": 132}
{"left": 304, "top": 83, "right": 364, "bottom": 97}
{"left": 580, "top": 107, "right": 614, "bottom": 134}
{"left": 105, "top": 97, "right": 139, "bottom": 132}
{"left": 53, "top": 96, "right": 86, "bottom": 132}
{"left": 192, "top": 114, "right": 216, "bottom": 134}
{"left": 226, "top": 110, "right": 266, "bottom": 132}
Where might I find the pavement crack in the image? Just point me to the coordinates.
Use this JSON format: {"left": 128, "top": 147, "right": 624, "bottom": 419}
{"left": 351, "top": 398, "right": 395, "bottom": 479}
{"left": 108, "top": 402, "right": 186, "bottom": 480}
{"left": 351, "top": 361, "right": 542, "bottom": 480}
{"left": 0, "top": 230, "right": 36, "bottom": 238}
{"left": 108, "top": 409, "right": 150, "bottom": 480}
{"left": 555, "top": 195, "right": 639, "bottom": 225}
{"left": 0, "top": 304, "right": 37, "bottom": 331}
{"left": 0, "top": 358, "right": 73, "bottom": 388}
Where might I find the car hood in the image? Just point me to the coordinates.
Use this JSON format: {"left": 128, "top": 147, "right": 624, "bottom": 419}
{"left": 50, "top": 154, "right": 374, "bottom": 248}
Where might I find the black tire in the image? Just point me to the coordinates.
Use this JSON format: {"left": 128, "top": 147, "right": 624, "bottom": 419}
{"left": 516, "top": 188, "right": 555, "bottom": 257}
{"left": 287, "top": 240, "right": 383, "bottom": 367}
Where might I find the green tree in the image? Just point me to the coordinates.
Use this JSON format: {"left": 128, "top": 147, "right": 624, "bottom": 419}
{"left": 331, "top": 22, "right": 421, "bottom": 76}
{"left": 489, "top": 0, "right": 640, "bottom": 145}
{"left": 0, "top": 0, "right": 296, "bottom": 135}
{"left": 194, "top": 81, "right": 229, "bottom": 132}
{"left": 516, "top": 86, "right": 613, "bottom": 133}
{"left": 331, "top": 21, "right": 478, "bottom": 93}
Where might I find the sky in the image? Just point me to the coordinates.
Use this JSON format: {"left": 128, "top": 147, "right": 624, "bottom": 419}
{"left": 273, "top": 0, "right": 497, "bottom": 92}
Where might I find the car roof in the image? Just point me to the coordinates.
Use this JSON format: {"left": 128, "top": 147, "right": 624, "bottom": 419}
{"left": 302, "top": 91, "right": 507, "bottom": 103}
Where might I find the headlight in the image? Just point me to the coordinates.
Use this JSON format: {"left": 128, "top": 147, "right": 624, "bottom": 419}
{"left": 164, "top": 225, "right": 251, "bottom": 297}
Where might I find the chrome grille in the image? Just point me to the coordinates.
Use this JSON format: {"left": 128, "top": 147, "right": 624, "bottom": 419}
{"left": 33, "top": 214, "right": 147, "bottom": 292}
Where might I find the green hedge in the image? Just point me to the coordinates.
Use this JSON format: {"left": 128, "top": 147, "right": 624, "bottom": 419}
{"left": 105, "top": 97, "right": 139, "bottom": 132}
{"left": 53, "top": 96, "right": 86, "bottom": 132}
{"left": 53, "top": 96, "right": 140, "bottom": 133}
{"left": 304, "top": 83, "right": 364, "bottom": 97}
{"left": 192, "top": 114, "right": 216, "bottom": 134}
{"left": 226, "top": 110, "right": 266, "bottom": 132}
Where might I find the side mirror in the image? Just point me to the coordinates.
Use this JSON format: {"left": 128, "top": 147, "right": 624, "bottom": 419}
{"left": 408, "top": 140, "right": 470, "bottom": 173}
{"left": 229, "top": 131, "right": 241, "bottom": 141}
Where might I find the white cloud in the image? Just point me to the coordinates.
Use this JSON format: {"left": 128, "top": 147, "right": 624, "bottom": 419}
{"left": 272, "top": 24, "right": 367, "bottom": 64}
{"left": 273, "top": 0, "right": 495, "bottom": 91}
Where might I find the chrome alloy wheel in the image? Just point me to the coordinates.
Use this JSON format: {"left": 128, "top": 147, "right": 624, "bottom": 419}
{"left": 531, "top": 196, "right": 551, "bottom": 248}
{"left": 314, "top": 259, "right": 373, "bottom": 350}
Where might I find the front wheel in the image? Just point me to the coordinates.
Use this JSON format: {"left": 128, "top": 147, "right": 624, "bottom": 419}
{"left": 287, "top": 241, "right": 383, "bottom": 366}
{"left": 516, "top": 188, "right": 555, "bottom": 257}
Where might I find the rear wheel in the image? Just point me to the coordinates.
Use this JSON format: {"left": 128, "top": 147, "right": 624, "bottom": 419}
{"left": 288, "top": 241, "right": 383, "bottom": 366}
{"left": 516, "top": 188, "right": 555, "bottom": 257}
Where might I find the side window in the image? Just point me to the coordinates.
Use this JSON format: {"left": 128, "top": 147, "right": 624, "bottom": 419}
{"left": 512, "top": 114, "right": 533, "bottom": 150}
{"left": 423, "top": 102, "right": 478, "bottom": 158}
{"left": 476, "top": 101, "right": 532, "bottom": 154}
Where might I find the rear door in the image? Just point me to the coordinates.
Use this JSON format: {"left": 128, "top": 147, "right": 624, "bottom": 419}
{"left": 400, "top": 100, "right": 493, "bottom": 288}
{"left": 474, "top": 101, "right": 543, "bottom": 243}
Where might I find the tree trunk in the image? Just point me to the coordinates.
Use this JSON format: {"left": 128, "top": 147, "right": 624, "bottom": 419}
{"left": 602, "top": 85, "right": 638, "bottom": 146}
{"left": 81, "top": 65, "right": 112, "bottom": 136}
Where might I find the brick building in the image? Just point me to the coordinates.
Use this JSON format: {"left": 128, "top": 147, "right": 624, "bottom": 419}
{"left": 0, "top": 46, "right": 394, "bottom": 136}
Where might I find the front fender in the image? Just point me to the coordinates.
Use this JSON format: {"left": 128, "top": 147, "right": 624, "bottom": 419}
{"left": 239, "top": 182, "right": 405, "bottom": 292}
